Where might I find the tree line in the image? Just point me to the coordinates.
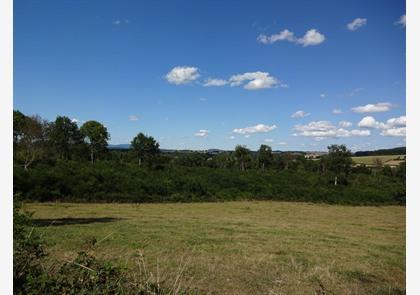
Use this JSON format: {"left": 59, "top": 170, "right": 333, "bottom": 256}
{"left": 13, "top": 110, "right": 406, "bottom": 205}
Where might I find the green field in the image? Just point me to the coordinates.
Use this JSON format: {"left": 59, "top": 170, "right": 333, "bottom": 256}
{"left": 352, "top": 155, "right": 406, "bottom": 166}
{"left": 26, "top": 202, "right": 405, "bottom": 294}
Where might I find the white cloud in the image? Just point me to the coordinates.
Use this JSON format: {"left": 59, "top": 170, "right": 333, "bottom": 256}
{"left": 339, "top": 121, "right": 352, "bottom": 128}
{"left": 194, "top": 129, "right": 209, "bottom": 137}
{"left": 128, "top": 115, "right": 139, "bottom": 121}
{"left": 264, "top": 139, "right": 274, "bottom": 143}
{"left": 244, "top": 135, "right": 251, "bottom": 138}
{"left": 294, "top": 120, "right": 370, "bottom": 138}
{"left": 358, "top": 116, "right": 378, "bottom": 128}
{"left": 358, "top": 115, "right": 406, "bottom": 137}
{"left": 320, "top": 93, "right": 327, "bottom": 98}
{"left": 203, "top": 78, "right": 228, "bottom": 87}
{"left": 394, "top": 15, "right": 406, "bottom": 27}
{"left": 332, "top": 109, "right": 343, "bottom": 114}
{"left": 199, "top": 97, "right": 207, "bottom": 101}
{"left": 258, "top": 28, "right": 325, "bottom": 47}
{"left": 291, "top": 110, "right": 310, "bottom": 118}
{"left": 71, "top": 118, "right": 79, "bottom": 123}
{"left": 296, "top": 29, "right": 326, "bottom": 47}
{"left": 113, "top": 19, "right": 129, "bottom": 25}
{"left": 229, "top": 71, "right": 280, "bottom": 90}
{"left": 233, "top": 123, "right": 277, "bottom": 135}
{"left": 166, "top": 66, "right": 200, "bottom": 85}
{"left": 347, "top": 87, "right": 364, "bottom": 97}
{"left": 257, "top": 29, "right": 295, "bottom": 44}
{"left": 347, "top": 18, "right": 367, "bottom": 31}
{"left": 278, "top": 142, "right": 287, "bottom": 145}
{"left": 351, "top": 102, "right": 392, "bottom": 113}
{"left": 228, "top": 135, "right": 235, "bottom": 140}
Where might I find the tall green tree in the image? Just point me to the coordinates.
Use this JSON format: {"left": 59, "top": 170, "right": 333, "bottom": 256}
{"left": 14, "top": 114, "right": 49, "bottom": 170}
{"left": 48, "top": 116, "right": 83, "bottom": 160}
{"left": 131, "top": 133, "right": 160, "bottom": 166}
{"left": 80, "top": 121, "right": 109, "bottom": 164}
{"left": 257, "top": 144, "right": 273, "bottom": 170}
{"left": 324, "top": 144, "right": 353, "bottom": 185}
{"left": 234, "top": 145, "right": 251, "bottom": 171}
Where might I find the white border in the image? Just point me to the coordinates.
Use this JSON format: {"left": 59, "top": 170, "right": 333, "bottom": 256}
{"left": 0, "top": 0, "right": 13, "bottom": 293}
{"left": 407, "top": 0, "right": 419, "bottom": 293}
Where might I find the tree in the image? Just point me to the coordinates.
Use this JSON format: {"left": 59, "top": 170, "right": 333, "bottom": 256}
{"left": 324, "top": 144, "right": 353, "bottom": 186}
{"left": 234, "top": 145, "right": 251, "bottom": 171}
{"left": 257, "top": 144, "right": 272, "bottom": 170}
{"left": 14, "top": 114, "right": 48, "bottom": 170}
{"left": 80, "top": 121, "right": 109, "bottom": 164}
{"left": 48, "top": 116, "right": 83, "bottom": 160}
{"left": 131, "top": 133, "right": 160, "bottom": 166}
{"left": 13, "top": 110, "right": 27, "bottom": 145}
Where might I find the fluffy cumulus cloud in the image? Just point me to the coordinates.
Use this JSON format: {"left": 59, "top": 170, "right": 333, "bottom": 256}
{"left": 358, "top": 116, "right": 377, "bottom": 128}
{"left": 394, "top": 15, "right": 406, "bottom": 27}
{"left": 351, "top": 102, "right": 392, "bottom": 113}
{"left": 358, "top": 115, "right": 406, "bottom": 137}
{"left": 296, "top": 29, "right": 326, "bottom": 47}
{"left": 347, "top": 18, "right": 367, "bottom": 31}
{"left": 294, "top": 121, "right": 370, "bottom": 139}
{"left": 332, "top": 109, "right": 343, "bottom": 115}
{"left": 128, "top": 115, "right": 139, "bottom": 121}
{"left": 194, "top": 129, "right": 209, "bottom": 137}
{"left": 233, "top": 124, "right": 277, "bottom": 135}
{"left": 203, "top": 78, "right": 228, "bottom": 87}
{"left": 291, "top": 110, "right": 310, "bottom": 118}
{"left": 229, "top": 71, "right": 280, "bottom": 90}
{"left": 203, "top": 71, "right": 283, "bottom": 90}
{"left": 258, "top": 29, "right": 325, "bottom": 47}
{"left": 166, "top": 66, "right": 200, "bottom": 85}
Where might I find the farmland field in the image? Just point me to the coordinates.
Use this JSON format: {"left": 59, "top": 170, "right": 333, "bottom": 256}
{"left": 26, "top": 202, "right": 405, "bottom": 294}
{"left": 351, "top": 155, "right": 405, "bottom": 166}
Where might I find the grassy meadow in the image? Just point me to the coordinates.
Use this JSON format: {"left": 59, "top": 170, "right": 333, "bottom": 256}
{"left": 25, "top": 201, "right": 405, "bottom": 294}
{"left": 352, "top": 155, "right": 406, "bottom": 166}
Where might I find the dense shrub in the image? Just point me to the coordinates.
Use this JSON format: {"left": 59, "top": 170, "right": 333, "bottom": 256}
{"left": 14, "top": 161, "right": 405, "bottom": 205}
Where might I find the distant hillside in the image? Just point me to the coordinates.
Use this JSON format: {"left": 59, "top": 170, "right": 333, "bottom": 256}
{"left": 354, "top": 147, "right": 406, "bottom": 157}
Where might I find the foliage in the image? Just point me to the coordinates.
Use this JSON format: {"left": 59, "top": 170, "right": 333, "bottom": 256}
{"left": 131, "top": 132, "right": 160, "bottom": 166}
{"left": 80, "top": 120, "right": 110, "bottom": 164}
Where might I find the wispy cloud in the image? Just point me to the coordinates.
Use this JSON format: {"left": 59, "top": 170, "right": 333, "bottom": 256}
{"left": 203, "top": 78, "right": 229, "bottom": 87}
{"left": 320, "top": 93, "right": 327, "bottom": 98}
{"left": 258, "top": 28, "right": 326, "bottom": 47}
{"left": 128, "top": 115, "right": 139, "bottom": 121}
{"left": 291, "top": 110, "right": 310, "bottom": 118}
{"left": 233, "top": 124, "right": 277, "bottom": 135}
{"left": 347, "top": 18, "right": 367, "bottom": 31}
{"left": 113, "top": 19, "right": 129, "bottom": 25}
{"left": 351, "top": 102, "right": 393, "bottom": 113}
{"left": 394, "top": 14, "right": 406, "bottom": 27}
{"left": 194, "top": 129, "right": 209, "bottom": 137}
{"left": 339, "top": 121, "right": 352, "bottom": 128}
{"left": 294, "top": 121, "right": 370, "bottom": 138}
{"left": 166, "top": 66, "right": 200, "bottom": 85}
{"left": 264, "top": 139, "right": 274, "bottom": 143}
{"left": 332, "top": 109, "right": 343, "bottom": 115}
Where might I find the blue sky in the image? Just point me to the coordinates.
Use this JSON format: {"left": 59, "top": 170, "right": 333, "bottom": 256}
{"left": 14, "top": 0, "right": 406, "bottom": 151}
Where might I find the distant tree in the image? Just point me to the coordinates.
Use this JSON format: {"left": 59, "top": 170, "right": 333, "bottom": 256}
{"left": 47, "top": 116, "right": 83, "bottom": 160}
{"left": 14, "top": 114, "right": 48, "bottom": 170}
{"left": 13, "top": 110, "right": 27, "bottom": 145}
{"left": 281, "top": 152, "right": 295, "bottom": 170}
{"left": 325, "top": 144, "right": 352, "bottom": 186}
{"left": 372, "top": 157, "right": 383, "bottom": 176}
{"left": 257, "top": 144, "right": 273, "bottom": 170}
{"left": 131, "top": 133, "right": 160, "bottom": 166}
{"left": 80, "top": 121, "right": 109, "bottom": 164}
{"left": 234, "top": 145, "right": 251, "bottom": 171}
